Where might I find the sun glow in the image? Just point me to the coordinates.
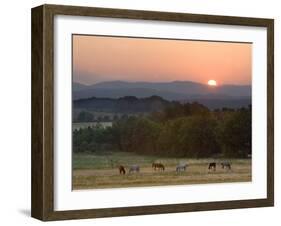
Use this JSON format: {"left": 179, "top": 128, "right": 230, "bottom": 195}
{"left": 207, "top": 80, "right": 217, "bottom": 86}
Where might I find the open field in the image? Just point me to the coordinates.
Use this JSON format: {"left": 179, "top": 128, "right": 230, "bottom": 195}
{"left": 73, "top": 151, "right": 251, "bottom": 190}
{"left": 73, "top": 122, "right": 112, "bottom": 130}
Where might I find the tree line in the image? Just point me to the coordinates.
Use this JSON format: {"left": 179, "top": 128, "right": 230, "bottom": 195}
{"left": 73, "top": 102, "right": 251, "bottom": 158}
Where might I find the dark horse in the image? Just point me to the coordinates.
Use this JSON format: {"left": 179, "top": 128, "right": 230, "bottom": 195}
{"left": 152, "top": 162, "right": 165, "bottom": 171}
{"left": 118, "top": 165, "right": 126, "bottom": 175}
{"left": 208, "top": 162, "right": 216, "bottom": 171}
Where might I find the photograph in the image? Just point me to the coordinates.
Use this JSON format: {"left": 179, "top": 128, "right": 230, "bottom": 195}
{"left": 72, "top": 35, "right": 252, "bottom": 190}
{"left": 30, "top": 4, "right": 274, "bottom": 220}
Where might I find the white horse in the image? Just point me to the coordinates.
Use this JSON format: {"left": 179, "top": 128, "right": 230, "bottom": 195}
{"left": 129, "top": 165, "right": 140, "bottom": 173}
{"left": 221, "top": 161, "right": 231, "bottom": 170}
{"left": 176, "top": 163, "right": 188, "bottom": 172}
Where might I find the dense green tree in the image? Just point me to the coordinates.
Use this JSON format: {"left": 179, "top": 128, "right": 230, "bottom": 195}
{"left": 178, "top": 115, "right": 220, "bottom": 157}
{"left": 131, "top": 118, "right": 161, "bottom": 154}
{"left": 73, "top": 101, "right": 251, "bottom": 158}
{"left": 217, "top": 107, "right": 251, "bottom": 157}
{"left": 112, "top": 116, "right": 138, "bottom": 152}
{"left": 154, "top": 102, "right": 210, "bottom": 122}
{"left": 157, "top": 118, "right": 184, "bottom": 156}
{"left": 73, "top": 126, "right": 118, "bottom": 153}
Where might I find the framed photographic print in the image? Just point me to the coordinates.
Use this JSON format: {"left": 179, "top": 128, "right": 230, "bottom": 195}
{"left": 31, "top": 4, "right": 274, "bottom": 221}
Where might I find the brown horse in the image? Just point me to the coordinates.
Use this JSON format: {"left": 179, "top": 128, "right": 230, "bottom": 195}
{"left": 152, "top": 162, "right": 165, "bottom": 171}
{"left": 118, "top": 165, "right": 126, "bottom": 175}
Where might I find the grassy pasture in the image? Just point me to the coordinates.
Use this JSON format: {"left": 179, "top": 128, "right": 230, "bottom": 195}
{"left": 73, "top": 122, "right": 112, "bottom": 131}
{"left": 73, "top": 151, "right": 251, "bottom": 190}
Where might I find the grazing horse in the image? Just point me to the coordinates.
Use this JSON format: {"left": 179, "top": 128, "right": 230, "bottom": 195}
{"left": 176, "top": 163, "right": 188, "bottom": 172}
{"left": 129, "top": 165, "right": 140, "bottom": 173}
{"left": 152, "top": 162, "right": 165, "bottom": 171}
{"left": 118, "top": 165, "right": 126, "bottom": 175}
{"left": 221, "top": 162, "right": 231, "bottom": 170}
{"left": 208, "top": 162, "right": 216, "bottom": 171}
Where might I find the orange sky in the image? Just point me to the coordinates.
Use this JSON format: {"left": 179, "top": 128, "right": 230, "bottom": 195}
{"left": 73, "top": 35, "right": 252, "bottom": 85}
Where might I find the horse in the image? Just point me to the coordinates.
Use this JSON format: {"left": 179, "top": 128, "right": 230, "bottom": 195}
{"left": 129, "top": 165, "right": 140, "bottom": 173}
{"left": 118, "top": 165, "right": 126, "bottom": 175}
{"left": 152, "top": 162, "right": 165, "bottom": 171}
{"left": 221, "top": 162, "right": 231, "bottom": 170}
{"left": 176, "top": 163, "right": 188, "bottom": 172}
{"left": 208, "top": 162, "right": 216, "bottom": 171}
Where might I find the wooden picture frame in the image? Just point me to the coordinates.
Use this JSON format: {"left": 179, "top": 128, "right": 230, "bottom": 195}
{"left": 31, "top": 4, "right": 274, "bottom": 221}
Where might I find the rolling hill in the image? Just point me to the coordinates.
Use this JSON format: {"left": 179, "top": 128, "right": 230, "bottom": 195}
{"left": 73, "top": 80, "right": 251, "bottom": 101}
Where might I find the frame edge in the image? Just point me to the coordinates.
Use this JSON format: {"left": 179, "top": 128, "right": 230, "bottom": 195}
{"left": 31, "top": 5, "right": 44, "bottom": 221}
{"left": 266, "top": 19, "right": 274, "bottom": 206}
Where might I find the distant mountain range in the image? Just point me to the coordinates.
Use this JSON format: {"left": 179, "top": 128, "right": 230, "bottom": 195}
{"left": 73, "top": 80, "right": 251, "bottom": 101}
{"left": 74, "top": 95, "right": 172, "bottom": 113}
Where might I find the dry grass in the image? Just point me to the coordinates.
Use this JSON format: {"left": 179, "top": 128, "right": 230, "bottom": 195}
{"left": 73, "top": 152, "right": 251, "bottom": 190}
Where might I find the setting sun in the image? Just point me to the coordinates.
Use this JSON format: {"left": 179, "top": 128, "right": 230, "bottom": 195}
{"left": 207, "top": 80, "right": 217, "bottom": 86}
